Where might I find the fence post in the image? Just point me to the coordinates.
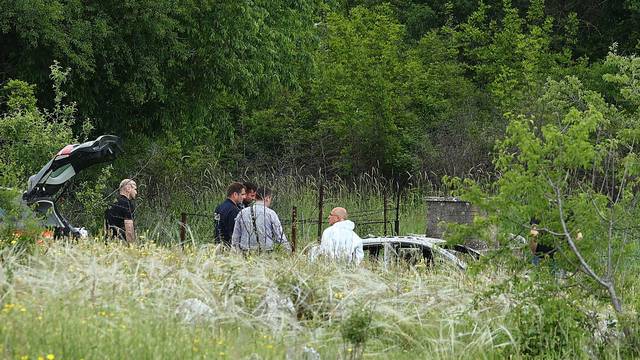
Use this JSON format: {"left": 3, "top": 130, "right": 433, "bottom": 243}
{"left": 394, "top": 182, "right": 400, "bottom": 235}
{"left": 291, "top": 206, "right": 297, "bottom": 253}
{"left": 317, "top": 181, "right": 324, "bottom": 242}
{"left": 180, "top": 212, "right": 187, "bottom": 245}
{"left": 383, "top": 189, "right": 388, "bottom": 236}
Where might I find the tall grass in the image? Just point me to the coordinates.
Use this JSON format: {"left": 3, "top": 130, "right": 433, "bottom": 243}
{"left": 0, "top": 239, "right": 523, "bottom": 359}
{"left": 2, "top": 238, "right": 636, "bottom": 357}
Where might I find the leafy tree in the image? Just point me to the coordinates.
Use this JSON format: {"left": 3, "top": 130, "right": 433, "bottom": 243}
{"left": 0, "top": 0, "right": 319, "bottom": 161}
{"left": 0, "top": 63, "right": 78, "bottom": 188}
{"left": 456, "top": 0, "right": 573, "bottom": 114}
{"left": 459, "top": 51, "right": 640, "bottom": 317}
{"left": 312, "top": 4, "right": 418, "bottom": 176}
{"left": 238, "top": 87, "right": 318, "bottom": 171}
{"left": 405, "top": 28, "right": 494, "bottom": 177}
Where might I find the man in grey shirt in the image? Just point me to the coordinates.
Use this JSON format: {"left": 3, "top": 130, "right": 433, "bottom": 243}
{"left": 231, "top": 187, "right": 291, "bottom": 252}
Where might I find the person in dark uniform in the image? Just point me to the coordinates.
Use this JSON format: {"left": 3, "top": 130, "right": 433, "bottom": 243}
{"left": 106, "top": 179, "right": 137, "bottom": 243}
{"left": 214, "top": 182, "right": 246, "bottom": 246}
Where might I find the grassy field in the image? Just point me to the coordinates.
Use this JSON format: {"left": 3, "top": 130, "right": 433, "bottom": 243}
{"left": 0, "top": 239, "right": 502, "bottom": 360}
{"left": 1, "top": 237, "right": 635, "bottom": 359}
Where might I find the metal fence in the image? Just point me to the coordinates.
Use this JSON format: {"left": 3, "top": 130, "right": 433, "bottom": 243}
{"left": 177, "top": 180, "right": 403, "bottom": 252}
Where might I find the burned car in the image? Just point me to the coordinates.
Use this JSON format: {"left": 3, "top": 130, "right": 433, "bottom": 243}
{"left": 362, "top": 235, "right": 482, "bottom": 270}
{"left": 21, "top": 135, "right": 123, "bottom": 238}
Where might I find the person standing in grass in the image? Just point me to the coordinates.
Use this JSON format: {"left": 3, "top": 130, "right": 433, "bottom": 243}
{"left": 231, "top": 186, "right": 291, "bottom": 252}
{"left": 105, "top": 179, "right": 138, "bottom": 243}
{"left": 316, "top": 207, "right": 364, "bottom": 264}
{"left": 241, "top": 181, "right": 258, "bottom": 209}
{"left": 214, "top": 182, "right": 246, "bottom": 246}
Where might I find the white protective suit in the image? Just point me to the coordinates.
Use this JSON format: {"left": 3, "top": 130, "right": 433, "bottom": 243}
{"left": 317, "top": 220, "right": 364, "bottom": 264}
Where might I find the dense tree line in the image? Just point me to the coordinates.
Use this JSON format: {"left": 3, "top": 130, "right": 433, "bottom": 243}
{"left": 2, "top": 0, "right": 640, "bottom": 182}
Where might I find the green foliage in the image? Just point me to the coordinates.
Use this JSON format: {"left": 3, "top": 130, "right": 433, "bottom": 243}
{"left": 0, "top": 187, "right": 41, "bottom": 253}
{"left": 312, "top": 4, "right": 418, "bottom": 175}
{"left": 0, "top": 63, "right": 77, "bottom": 188}
{"left": 453, "top": 52, "right": 640, "bottom": 323}
{"left": 478, "top": 72, "right": 630, "bottom": 242}
{"left": 508, "top": 290, "right": 592, "bottom": 357}
{"left": 407, "top": 27, "right": 495, "bottom": 176}
{"left": 0, "top": 0, "right": 319, "bottom": 156}
{"left": 340, "top": 303, "right": 375, "bottom": 358}
{"left": 2, "top": 79, "right": 36, "bottom": 112}
{"left": 239, "top": 90, "right": 313, "bottom": 170}
{"left": 2, "top": 0, "right": 640, "bottom": 181}
{"left": 71, "top": 165, "right": 114, "bottom": 233}
{"left": 457, "top": 0, "right": 572, "bottom": 114}
{"left": 487, "top": 271, "right": 595, "bottom": 358}
{"left": 442, "top": 216, "right": 495, "bottom": 247}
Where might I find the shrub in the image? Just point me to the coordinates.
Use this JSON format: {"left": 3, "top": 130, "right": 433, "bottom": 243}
{"left": 507, "top": 294, "right": 592, "bottom": 357}
{"left": 340, "top": 304, "right": 375, "bottom": 359}
{"left": 0, "top": 187, "right": 42, "bottom": 253}
{"left": 0, "top": 63, "right": 77, "bottom": 188}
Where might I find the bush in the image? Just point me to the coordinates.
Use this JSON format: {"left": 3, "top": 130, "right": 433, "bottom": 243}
{"left": 0, "top": 63, "right": 78, "bottom": 188}
{"left": 507, "top": 293, "right": 592, "bottom": 357}
{"left": 0, "top": 188, "right": 42, "bottom": 253}
{"left": 341, "top": 304, "right": 375, "bottom": 359}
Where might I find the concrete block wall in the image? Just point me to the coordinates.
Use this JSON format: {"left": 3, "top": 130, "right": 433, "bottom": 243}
{"left": 425, "top": 197, "right": 475, "bottom": 238}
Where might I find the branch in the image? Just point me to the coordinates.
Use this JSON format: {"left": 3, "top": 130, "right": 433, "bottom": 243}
{"left": 547, "top": 176, "right": 607, "bottom": 287}
{"left": 548, "top": 175, "right": 624, "bottom": 312}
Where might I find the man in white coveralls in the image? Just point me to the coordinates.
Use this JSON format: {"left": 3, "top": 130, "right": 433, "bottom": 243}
{"left": 317, "top": 207, "right": 364, "bottom": 264}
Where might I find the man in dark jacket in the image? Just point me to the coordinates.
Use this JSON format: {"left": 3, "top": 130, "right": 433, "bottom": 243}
{"left": 214, "top": 182, "right": 246, "bottom": 246}
{"left": 106, "top": 179, "right": 137, "bottom": 243}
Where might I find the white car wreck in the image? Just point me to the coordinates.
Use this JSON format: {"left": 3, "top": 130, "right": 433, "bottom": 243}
{"left": 361, "top": 235, "right": 482, "bottom": 270}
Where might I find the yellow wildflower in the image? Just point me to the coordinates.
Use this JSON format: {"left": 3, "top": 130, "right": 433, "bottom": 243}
{"left": 47, "top": 355, "right": 55, "bottom": 360}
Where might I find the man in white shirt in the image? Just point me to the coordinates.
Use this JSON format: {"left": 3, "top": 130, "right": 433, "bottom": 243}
{"left": 317, "top": 207, "right": 364, "bottom": 264}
